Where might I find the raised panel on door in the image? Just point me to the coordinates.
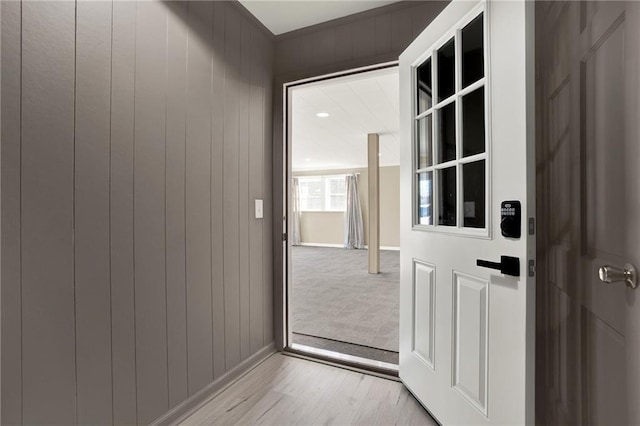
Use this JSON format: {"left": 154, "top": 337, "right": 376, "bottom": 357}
{"left": 581, "top": 309, "right": 626, "bottom": 425}
{"left": 579, "top": 4, "right": 631, "bottom": 423}
{"left": 412, "top": 260, "right": 435, "bottom": 369}
{"left": 452, "top": 272, "right": 488, "bottom": 416}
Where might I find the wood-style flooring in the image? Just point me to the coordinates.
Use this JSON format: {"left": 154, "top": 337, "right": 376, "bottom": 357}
{"left": 181, "top": 353, "right": 437, "bottom": 425}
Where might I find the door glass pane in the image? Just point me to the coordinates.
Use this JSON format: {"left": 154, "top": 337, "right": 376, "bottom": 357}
{"left": 463, "top": 160, "right": 485, "bottom": 228}
{"left": 438, "top": 102, "right": 456, "bottom": 163}
{"left": 418, "top": 172, "right": 433, "bottom": 225}
{"left": 462, "top": 87, "right": 485, "bottom": 157}
{"left": 437, "top": 38, "right": 455, "bottom": 101}
{"left": 462, "top": 13, "right": 484, "bottom": 88}
{"left": 417, "top": 115, "right": 432, "bottom": 168}
{"left": 438, "top": 167, "right": 456, "bottom": 226}
{"left": 417, "top": 58, "right": 432, "bottom": 114}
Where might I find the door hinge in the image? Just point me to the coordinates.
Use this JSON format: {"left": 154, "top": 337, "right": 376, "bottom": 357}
{"left": 528, "top": 217, "right": 535, "bottom": 236}
{"left": 282, "top": 233, "right": 287, "bottom": 241}
{"left": 528, "top": 259, "right": 536, "bottom": 277}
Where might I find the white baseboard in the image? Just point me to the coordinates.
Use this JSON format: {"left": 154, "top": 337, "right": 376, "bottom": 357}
{"left": 373, "top": 246, "right": 400, "bottom": 251}
{"left": 296, "top": 243, "right": 400, "bottom": 251}
{"left": 298, "top": 242, "right": 343, "bottom": 248}
{"left": 151, "top": 343, "right": 276, "bottom": 425}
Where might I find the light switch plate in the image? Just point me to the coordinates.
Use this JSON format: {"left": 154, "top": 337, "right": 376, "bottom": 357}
{"left": 255, "top": 199, "right": 263, "bottom": 219}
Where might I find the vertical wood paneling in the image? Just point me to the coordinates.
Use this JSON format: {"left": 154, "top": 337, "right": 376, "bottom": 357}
{"left": 21, "top": 2, "right": 76, "bottom": 423}
{"left": 263, "top": 35, "right": 275, "bottom": 345}
{"left": 411, "top": 2, "right": 448, "bottom": 39}
{"left": 2, "top": 1, "right": 275, "bottom": 422}
{"left": 223, "top": 4, "right": 242, "bottom": 370}
{"left": 334, "top": 24, "right": 353, "bottom": 64}
{"left": 165, "top": 1, "right": 189, "bottom": 407}
{"left": 239, "top": 18, "right": 252, "bottom": 361}
{"left": 375, "top": 14, "right": 392, "bottom": 55}
{"left": 1, "top": 2, "right": 22, "bottom": 423}
{"left": 185, "top": 0, "right": 214, "bottom": 394}
{"left": 351, "top": 17, "right": 376, "bottom": 59}
{"left": 134, "top": 2, "right": 169, "bottom": 423}
{"left": 310, "top": 31, "right": 335, "bottom": 70}
{"left": 74, "top": 1, "right": 113, "bottom": 423}
{"left": 249, "top": 27, "right": 265, "bottom": 354}
{"left": 110, "top": 2, "right": 138, "bottom": 423}
{"left": 211, "top": 0, "right": 227, "bottom": 380}
{"left": 391, "top": 8, "right": 413, "bottom": 53}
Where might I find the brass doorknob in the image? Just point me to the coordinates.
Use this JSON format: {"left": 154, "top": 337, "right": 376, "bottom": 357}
{"left": 598, "top": 264, "right": 637, "bottom": 289}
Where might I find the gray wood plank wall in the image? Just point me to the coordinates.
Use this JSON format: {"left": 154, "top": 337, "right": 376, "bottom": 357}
{"left": 0, "top": 1, "right": 275, "bottom": 424}
{"left": 271, "top": 0, "right": 449, "bottom": 350}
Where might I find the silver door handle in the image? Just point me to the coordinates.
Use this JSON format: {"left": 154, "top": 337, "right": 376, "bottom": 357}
{"left": 598, "top": 264, "right": 637, "bottom": 289}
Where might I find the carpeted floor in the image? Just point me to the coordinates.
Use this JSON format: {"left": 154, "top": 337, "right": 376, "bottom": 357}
{"left": 291, "top": 246, "right": 399, "bottom": 352}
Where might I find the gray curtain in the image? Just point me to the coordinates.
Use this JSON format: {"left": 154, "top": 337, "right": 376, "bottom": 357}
{"left": 344, "top": 174, "right": 364, "bottom": 249}
{"left": 291, "top": 177, "right": 301, "bottom": 246}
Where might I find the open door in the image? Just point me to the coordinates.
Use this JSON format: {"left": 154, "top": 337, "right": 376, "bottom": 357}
{"left": 399, "top": 1, "right": 535, "bottom": 424}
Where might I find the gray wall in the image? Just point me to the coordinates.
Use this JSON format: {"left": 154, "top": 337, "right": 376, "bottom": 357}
{"left": 272, "top": 0, "right": 449, "bottom": 350}
{"left": 0, "top": 1, "right": 274, "bottom": 424}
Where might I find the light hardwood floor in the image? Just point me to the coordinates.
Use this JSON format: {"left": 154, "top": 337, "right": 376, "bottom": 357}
{"left": 181, "top": 353, "right": 438, "bottom": 425}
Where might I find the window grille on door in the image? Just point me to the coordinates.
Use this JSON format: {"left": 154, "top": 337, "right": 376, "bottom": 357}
{"left": 413, "top": 11, "right": 488, "bottom": 235}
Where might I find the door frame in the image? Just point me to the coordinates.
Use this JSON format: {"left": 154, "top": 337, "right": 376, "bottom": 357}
{"left": 279, "top": 61, "right": 401, "bottom": 374}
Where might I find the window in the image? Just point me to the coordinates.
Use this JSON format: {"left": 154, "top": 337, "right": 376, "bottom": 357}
{"left": 298, "top": 175, "right": 347, "bottom": 212}
{"left": 413, "top": 11, "right": 487, "bottom": 232}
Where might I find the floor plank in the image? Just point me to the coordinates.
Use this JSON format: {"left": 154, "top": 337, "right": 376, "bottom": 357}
{"left": 181, "top": 353, "right": 437, "bottom": 425}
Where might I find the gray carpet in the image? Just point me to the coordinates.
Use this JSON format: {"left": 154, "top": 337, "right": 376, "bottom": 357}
{"left": 291, "top": 246, "right": 399, "bottom": 352}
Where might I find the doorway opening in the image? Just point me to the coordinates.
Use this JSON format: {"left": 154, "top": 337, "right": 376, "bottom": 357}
{"left": 284, "top": 63, "right": 400, "bottom": 373}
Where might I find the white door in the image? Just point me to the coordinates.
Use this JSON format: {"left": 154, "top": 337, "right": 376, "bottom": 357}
{"left": 399, "top": 1, "right": 535, "bottom": 424}
{"left": 537, "top": 1, "right": 640, "bottom": 424}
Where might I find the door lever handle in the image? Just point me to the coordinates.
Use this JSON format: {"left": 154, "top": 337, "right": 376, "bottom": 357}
{"left": 598, "top": 264, "right": 637, "bottom": 289}
{"left": 476, "top": 255, "right": 520, "bottom": 277}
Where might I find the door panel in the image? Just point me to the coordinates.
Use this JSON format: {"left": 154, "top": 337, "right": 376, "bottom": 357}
{"left": 399, "top": 1, "right": 535, "bottom": 424}
{"left": 413, "top": 261, "right": 436, "bottom": 368}
{"left": 452, "top": 272, "right": 488, "bottom": 415}
{"left": 537, "top": 1, "right": 640, "bottom": 424}
{"left": 583, "top": 311, "right": 626, "bottom": 425}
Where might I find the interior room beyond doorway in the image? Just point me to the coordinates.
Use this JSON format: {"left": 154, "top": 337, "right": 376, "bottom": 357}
{"left": 288, "top": 65, "right": 400, "bottom": 367}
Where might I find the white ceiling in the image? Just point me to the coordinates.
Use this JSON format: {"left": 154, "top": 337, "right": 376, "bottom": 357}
{"left": 239, "top": 0, "right": 399, "bottom": 35}
{"left": 291, "top": 67, "right": 399, "bottom": 172}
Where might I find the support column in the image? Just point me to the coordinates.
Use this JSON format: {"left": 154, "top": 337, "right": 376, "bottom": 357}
{"left": 368, "top": 133, "right": 380, "bottom": 274}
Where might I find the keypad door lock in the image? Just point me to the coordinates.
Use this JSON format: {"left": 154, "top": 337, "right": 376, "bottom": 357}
{"left": 501, "top": 200, "right": 521, "bottom": 239}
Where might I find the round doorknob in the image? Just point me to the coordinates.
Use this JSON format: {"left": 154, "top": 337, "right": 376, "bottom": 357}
{"left": 598, "top": 264, "right": 637, "bottom": 289}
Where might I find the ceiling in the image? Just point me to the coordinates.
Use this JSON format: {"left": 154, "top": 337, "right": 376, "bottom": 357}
{"left": 291, "top": 67, "right": 399, "bottom": 172}
{"left": 238, "top": 0, "right": 399, "bottom": 35}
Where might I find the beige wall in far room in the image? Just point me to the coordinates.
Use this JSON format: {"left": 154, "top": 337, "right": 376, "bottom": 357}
{"left": 294, "top": 166, "right": 399, "bottom": 247}
{"left": 379, "top": 166, "right": 400, "bottom": 247}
